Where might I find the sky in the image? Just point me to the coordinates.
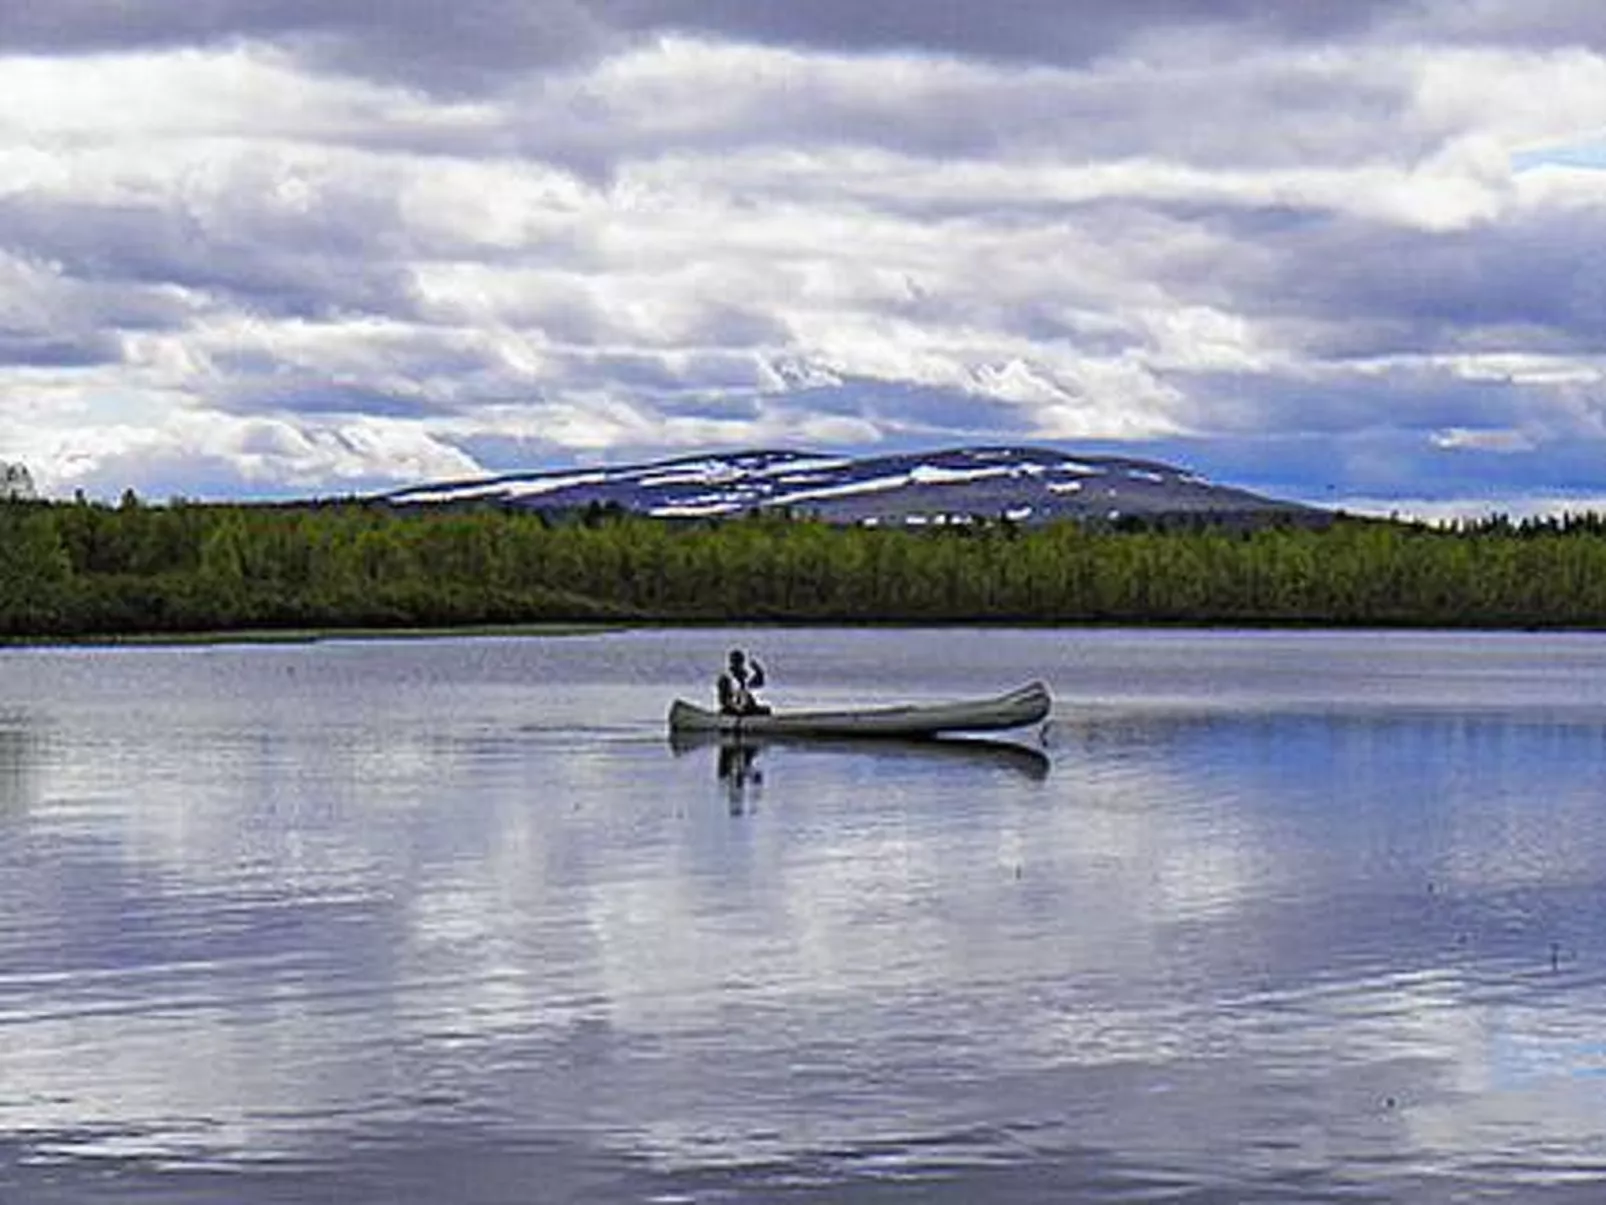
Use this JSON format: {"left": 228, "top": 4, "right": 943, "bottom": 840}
{"left": 4, "top": 2, "right": 1606, "bottom": 517}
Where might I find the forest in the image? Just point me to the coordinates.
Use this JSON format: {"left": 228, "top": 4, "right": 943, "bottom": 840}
{"left": 5, "top": 494, "right": 1606, "bottom": 638}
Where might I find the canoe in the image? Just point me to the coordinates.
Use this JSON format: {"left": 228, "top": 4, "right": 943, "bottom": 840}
{"left": 666, "top": 680, "right": 1051, "bottom": 739}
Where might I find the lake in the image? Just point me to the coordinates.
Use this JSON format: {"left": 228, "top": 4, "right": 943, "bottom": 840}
{"left": 2, "top": 627, "right": 1606, "bottom": 1203}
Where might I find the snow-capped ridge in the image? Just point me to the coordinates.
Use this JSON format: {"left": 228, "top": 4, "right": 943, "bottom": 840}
{"left": 384, "top": 445, "right": 1314, "bottom": 526}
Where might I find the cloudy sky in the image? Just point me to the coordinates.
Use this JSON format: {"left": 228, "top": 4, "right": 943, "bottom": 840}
{"left": 4, "top": 1, "right": 1606, "bottom": 515}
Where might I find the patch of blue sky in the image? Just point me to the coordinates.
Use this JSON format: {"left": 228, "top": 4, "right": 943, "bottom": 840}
{"left": 1511, "top": 141, "right": 1606, "bottom": 172}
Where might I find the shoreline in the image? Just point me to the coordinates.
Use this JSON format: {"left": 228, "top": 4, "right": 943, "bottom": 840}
{"left": 0, "top": 622, "right": 629, "bottom": 649}
{"left": 1, "top": 616, "right": 1594, "bottom": 650}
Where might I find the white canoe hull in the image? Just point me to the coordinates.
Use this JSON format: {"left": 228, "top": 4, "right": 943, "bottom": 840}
{"left": 667, "top": 681, "right": 1051, "bottom": 739}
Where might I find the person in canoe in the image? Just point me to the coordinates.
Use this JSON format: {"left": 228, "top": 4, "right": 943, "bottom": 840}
{"left": 717, "top": 648, "right": 771, "bottom": 716}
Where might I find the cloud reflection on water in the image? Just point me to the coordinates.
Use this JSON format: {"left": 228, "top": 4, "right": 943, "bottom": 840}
{"left": 0, "top": 633, "right": 1604, "bottom": 1200}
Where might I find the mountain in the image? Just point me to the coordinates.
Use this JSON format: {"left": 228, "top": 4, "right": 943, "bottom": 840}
{"left": 384, "top": 446, "right": 1320, "bottom": 527}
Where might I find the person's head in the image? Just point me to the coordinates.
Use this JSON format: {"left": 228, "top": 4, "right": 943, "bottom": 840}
{"left": 728, "top": 649, "right": 746, "bottom": 671}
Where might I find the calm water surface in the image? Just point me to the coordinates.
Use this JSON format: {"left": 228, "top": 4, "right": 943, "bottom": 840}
{"left": 2, "top": 628, "right": 1606, "bottom": 1202}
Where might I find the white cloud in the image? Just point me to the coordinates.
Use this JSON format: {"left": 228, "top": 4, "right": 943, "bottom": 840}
{"left": 5, "top": 9, "right": 1606, "bottom": 508}
{"left": 7, "top": 398, "right": 482, "bottom": 498}
{"left": 1429, "top": 427, "right": 1538, "bottom": 453}
{"left": 1334, "top": 492, "right": 1606, "bottom": 523}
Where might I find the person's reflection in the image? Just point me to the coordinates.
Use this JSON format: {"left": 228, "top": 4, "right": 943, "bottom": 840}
{"left": 0, "top": 715, "right": 38, "bottom": 817}
{"left": 717, "top": 742, "right": 763, "bottom": 815}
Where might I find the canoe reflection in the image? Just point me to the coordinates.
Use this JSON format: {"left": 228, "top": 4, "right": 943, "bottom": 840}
{"left": 669, "top": 728, "right": 1052, "bottom": 803}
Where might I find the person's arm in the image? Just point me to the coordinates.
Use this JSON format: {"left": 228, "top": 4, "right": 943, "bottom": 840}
{"left": 749, "top": 660, "right": 766, "bottom": 689}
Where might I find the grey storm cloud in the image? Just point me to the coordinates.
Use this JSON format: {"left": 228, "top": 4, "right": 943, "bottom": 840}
{"left": 1180, "top": 366, "right": 1541, "bottom": 441}
{"left": 7, "top": 1, "right": 1603, "bottom": 88}
{"left": 1, "top": 204, "right": 413, "bottom": 325}
{"left": 510, "top": 52, "right": 1425, "bottom": 182}
{"left": 597, "top": 0, "right": 1400, "bottom": 63}
{"left": 0, "top": 330, "right": 122, "bottom": 369}
{"left": 0, "top": 1, "right": 618, "bottom": 85}
{"left": 1174, "top": 205, "right": 1606, "bottom": 360}
{"left": 0, "top": 0, "right": 1325, "bottom": 61}
{"left": 0, "top": 164, "right": 422, "bottom": 324}
{"left": 1150, "top": 422, "right": 1606, "bottom": 508}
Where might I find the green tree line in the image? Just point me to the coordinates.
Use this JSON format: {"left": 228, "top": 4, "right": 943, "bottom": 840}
{"left": 6, "top": 496, "right": 1606, "bottom": 637}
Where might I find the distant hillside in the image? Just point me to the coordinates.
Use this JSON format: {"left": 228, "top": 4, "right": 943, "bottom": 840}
{"left": 15, "top": 472, "right": 1606, "bottom": 637}
{"left": 384, "top": 446, "right": 1320, "bottom": 527}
